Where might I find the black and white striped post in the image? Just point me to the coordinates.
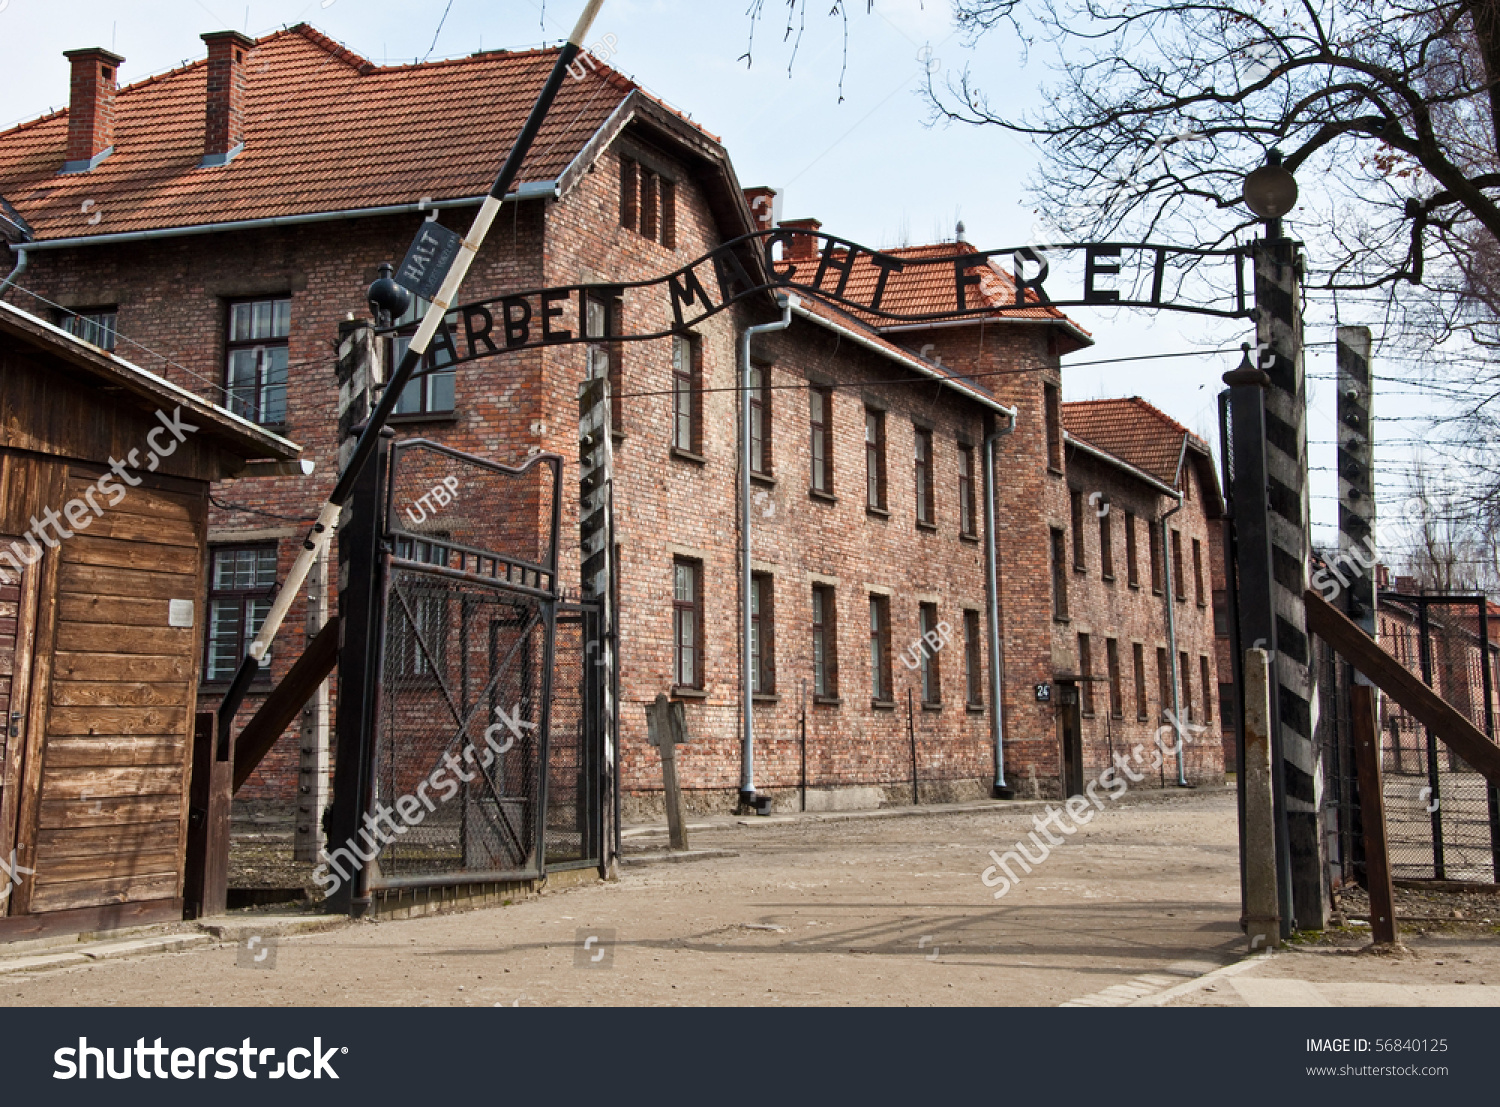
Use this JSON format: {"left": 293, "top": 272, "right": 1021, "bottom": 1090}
{"left": 1335, "top": 326, "right": 1376, "bottom": 636}
{"left": 216, "top": 0, "right": 608, "bottom": 748}
{"left": 1246, "top": 151, "right": 1329, "bottom": 930}
{"left": 578, "top": 353, "right": 614, "bottom": 868}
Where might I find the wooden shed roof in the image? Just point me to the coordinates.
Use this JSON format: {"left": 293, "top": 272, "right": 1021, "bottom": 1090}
{"left": 0, "top": 299, "right": 300, "bottom": 464}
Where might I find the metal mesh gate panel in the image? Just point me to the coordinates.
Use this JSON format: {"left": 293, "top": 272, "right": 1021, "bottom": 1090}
{"left": 367, "top": 440, "right": 564, "bottom": 888}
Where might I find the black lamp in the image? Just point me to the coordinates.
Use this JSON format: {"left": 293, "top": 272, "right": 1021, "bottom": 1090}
{"left": 367, "top": 262, "right": 411, "bottom": 328}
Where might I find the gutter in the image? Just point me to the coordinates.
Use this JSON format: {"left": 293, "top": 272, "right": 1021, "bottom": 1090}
{"left": 984, "top": 411, "right": 1019, "bottom": 798}
{"left": 790, "top": 302, "right": 1018, "bottom": 417}
{"left": 877, "top": 314, "right": 1094, "bottom": 348}
{"left": 8, "top": 185, "right": 557, "bottom": 252}
{"left": 739, "top": 294, "right": 795, "bottom": 810}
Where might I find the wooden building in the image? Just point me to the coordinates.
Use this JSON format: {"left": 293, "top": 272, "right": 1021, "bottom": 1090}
{"left": 0, "top": 300, "right": 298, "bottom": 940}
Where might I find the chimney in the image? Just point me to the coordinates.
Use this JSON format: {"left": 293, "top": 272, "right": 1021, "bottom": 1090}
{"left": 744, "top": 186, "right": 780, "bottom": 233}
{"left": 62, "top": 48, "right": 124, "bottom": 174}
{"left": 780, "top": 217, "right": 822, "bottom": 262}
{"left": 1395, "top": 575, "right": 1419, "bottom": 594}
{"left": 200, "top": 31, "right": 254, "bottom": 167}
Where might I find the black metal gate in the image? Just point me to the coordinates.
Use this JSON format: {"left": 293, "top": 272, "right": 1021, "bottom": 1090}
{"left": 1323, "top": 592, "right": 1500, "bottom": 886}
{"left": 330, "top": 437, "right": 603, "bottom": 906}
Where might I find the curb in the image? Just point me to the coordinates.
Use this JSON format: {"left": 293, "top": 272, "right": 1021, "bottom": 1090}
{"left": 1127, "top": 951, "right": 1276, "bottom": 1006}
{"left": 0, "top": 933, "right": 212, "bottom": 976}
{"left": 621, "top": 848, "right": 740, "bottom": 866}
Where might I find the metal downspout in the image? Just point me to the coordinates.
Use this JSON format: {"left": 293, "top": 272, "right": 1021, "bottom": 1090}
{"left": 740, "top": 294, "right": 795, "bottom": 808}
{"left": 984, "top": 413, "right": 1018, "bottom": 798}
{"left": 1161, "top": 495, "right": 1188, "bottom": 785}
{"left": 0, "top": 243, "right": 30, "bottom": 296}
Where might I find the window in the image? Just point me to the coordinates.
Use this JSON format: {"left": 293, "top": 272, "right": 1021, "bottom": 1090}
{"left": 1125, "top": 512, "right": 1139, "bottom": 588}
{"left": 391, "top": 295, "right": 457, "bottom": 417}
{"left": 1133, "top": 643, "right": 1148, "bottom": 720}
{"left": 749, "top": 364, "right": 770, "bottom": 475}
{"left": 62, "top": 307, "right": 118, "bottom": 351}
{"left": 620, "top": 156, "right": 638, "bottom": 229}
{"left": 958, "top": 444, "right": 977, "bottom": 536}
{"left": 1192, "top": 538, "right": 1205, "bottom": 606}
{"left": 751, "top": 574, "right": 774, "bottom": 694}
{"left": 1099, "top": 503, "right": 1114, "bottom": 580}
{"left": 205, "top": 545, "right": 277, "bottom": 682}
{"left": 964, "top": 609, "right": 983, "bottom": 706}
{"left": 1106, "top": 638, "right": 1123, "bottom": 718}
{"left": 1078, "top": 633, "right": 1094, "bottom": 716}
{"left": 919, "top": 602, "right": 941, "bottom": 705}
{"left": 1156, "top": 646, "right": 1171, "bottom": 722}
{"left": 1218, "top": 682, "right": 1236, "bottom": 732}
{"left": 812, "top": 584, "right": 837, "bottom": 698}
{"left": 869, "top": 594, "right": 892, "bottom": 702}
{"left": 392, "top": 536, "right": 450, "bottom": 676}
{"left": 671, "top": 334, "right": 699, "bottom": 453}
{"left": 1213, "top": 589, "right": 1231, "bottom": 636}
{"left": 1069, "top": 489, "right": 1086, "bottom": 571}
{"left": 914, "top": 427, "right": 935, "bottom": 526}
{"left": 673, "top": 559, "right": 702, "bottom": 689}
{"left": 1149, "top": 523, "right": 1163, "bottom": 595}
{"left": 1044, "top": 382, "right": 1063, "bottom": 470}
{"left": 1171, "top": 529, "right": 1186, "bottom": 601}
{"left": 584, "top": 293, "right": 622, "bottom": 432}
{"left": 226, "top": 296, "right": 290, "bottom": 426}
{"left": 1180, "top": 650, "right": 1194, "bottom": 722}
{"left": 1050, "top": 527, "right": 1069, "bottom": 620}
{"left": 620, "top": 156, "right": 675, "bottom": 248}
{"left": 865, "top": 408, "right": 886, "bottom": 509}
{"left": 810, "top": 387, "right": 833, "bottom": 494}
{"left": 1201, "top": 656, "right": 1214, "bottom": 722}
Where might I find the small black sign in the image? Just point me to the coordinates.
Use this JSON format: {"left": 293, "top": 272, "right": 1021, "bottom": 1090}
{"left": 395, "top": 221, "right": 463, "bottom": 301}
{"left": 1034, "top": 682, "right": 1051, "bottom": 703}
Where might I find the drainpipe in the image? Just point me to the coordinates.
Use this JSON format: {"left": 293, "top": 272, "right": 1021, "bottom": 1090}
{"left": 1160, "top": 495, "right": 1188, "bottom": 785}
{"left": 740, "top": 293, "right": 795, "bottom": 809}
{"left": 0, "top": 243, "right": 30, "bottom": 296}
{"left": 984, "top": 412, "right": 1018, "bottom": 798}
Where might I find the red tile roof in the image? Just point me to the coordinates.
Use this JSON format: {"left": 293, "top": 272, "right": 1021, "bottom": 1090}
{"left": 1061, "top": 396, "right": 1210, "bottom": 487}
{"left": 791, "top": 294, "right": 1011, "bottom": 410}
{"left": 0, "top": 25, "right": 650, "bottom": 242}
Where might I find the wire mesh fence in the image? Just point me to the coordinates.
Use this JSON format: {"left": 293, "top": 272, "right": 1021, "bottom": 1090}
{"left": 545, "top": 605, "right": 603, "bottom": 868}
{"left": 1323, "top": 592, "right": 1500, "bottom": 887}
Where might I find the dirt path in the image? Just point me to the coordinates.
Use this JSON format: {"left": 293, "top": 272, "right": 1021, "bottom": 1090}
{"left": 3, "top": 786, "right": 1245, "bottom": 1007}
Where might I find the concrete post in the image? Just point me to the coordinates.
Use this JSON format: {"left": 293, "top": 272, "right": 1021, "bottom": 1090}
{"left": 293, "top": 544, "right": 331, "bottom": 861}
{"left": 1243, "top": 647, "right": 1280, "bottom": 950}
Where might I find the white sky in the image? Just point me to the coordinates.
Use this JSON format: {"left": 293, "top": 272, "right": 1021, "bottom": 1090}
{"left": 0, "top": 0, "right": 1454, "bottom": 550}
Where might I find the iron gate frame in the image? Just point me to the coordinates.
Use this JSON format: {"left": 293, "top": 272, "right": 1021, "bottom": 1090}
{"left": 328, "top": 434, "right": 582, "bottom": 911}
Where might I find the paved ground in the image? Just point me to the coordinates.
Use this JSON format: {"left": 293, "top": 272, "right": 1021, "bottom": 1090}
{"left": 1, "top": 785, "right": 1247, "bottom": 1007}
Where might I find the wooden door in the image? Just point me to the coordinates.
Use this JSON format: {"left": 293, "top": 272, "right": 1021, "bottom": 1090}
{"left": 1057, "top": 682, "right": 1084, "bottom": 798}
{"left": 0, "top": 550, "right": 39, "bottom": 916}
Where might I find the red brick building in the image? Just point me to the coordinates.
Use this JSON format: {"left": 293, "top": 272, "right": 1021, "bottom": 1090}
{"left": 0, "top": 25, "right": 1226, "bottom": 828}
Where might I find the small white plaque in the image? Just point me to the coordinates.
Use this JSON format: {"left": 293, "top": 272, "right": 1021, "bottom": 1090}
{"left": 168, "top": 599, "right": 195, "bottom": 628}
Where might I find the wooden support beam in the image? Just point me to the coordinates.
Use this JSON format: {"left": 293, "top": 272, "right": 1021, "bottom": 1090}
{"left": 232, "top": 618, "right": 340, "bottom": 793}
{"left": 1350, "top": 685, "right": 1398, "bottom": 944}
{"left": 1304, "top": 589, "right": 1500, "bottom": 785}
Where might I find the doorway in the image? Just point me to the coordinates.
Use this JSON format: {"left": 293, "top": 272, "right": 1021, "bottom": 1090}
{"left": 0, "top": 549, "right": 39, "bottom": 917}
{"left": 1056, "top": 680, "right": 1084, "bottom": 797}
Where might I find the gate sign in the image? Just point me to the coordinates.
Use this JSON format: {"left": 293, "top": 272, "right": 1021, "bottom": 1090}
{"left": 404, "top": 228, "right": 1251, "bottom": 371}
{"left": 396, "top": 221, "right": 464, "bottom": 301}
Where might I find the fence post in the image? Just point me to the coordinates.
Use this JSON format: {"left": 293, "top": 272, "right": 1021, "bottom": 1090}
{"left": 1351, "top": 684, "right": 1398, "bottom": 945}
{"left": 1243, "top": 648, "right": 1280, "bottom": 950}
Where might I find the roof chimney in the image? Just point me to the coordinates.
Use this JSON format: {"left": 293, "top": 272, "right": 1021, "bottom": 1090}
{"left": 780, "top": 217, "right": 822, "bottom": 262}
{"left": 744, "top": 186, "right": 780, "bottom": 233}
{"left": 62, "top": 47, "right": 124, "bottom": 174}
{"left": 200, "top": 31, "right": 254, "bottom": 168}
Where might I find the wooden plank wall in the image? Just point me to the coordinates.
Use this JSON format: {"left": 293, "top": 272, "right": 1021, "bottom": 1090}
{"left": 5, "top": 457, "right": 207, "bottom": 916}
